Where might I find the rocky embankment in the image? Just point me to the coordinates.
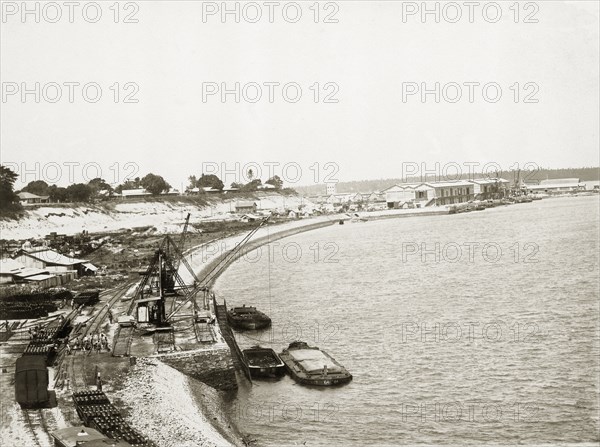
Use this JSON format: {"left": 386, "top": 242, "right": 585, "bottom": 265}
{"left": 118, "top": 358, "right": 241, "bottom": 447}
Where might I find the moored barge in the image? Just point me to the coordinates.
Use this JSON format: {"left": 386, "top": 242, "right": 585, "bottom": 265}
{"left": 279, "top": 341, "right": 352, "bottom": 386}
{"left": 242, "top": 346, "right": 285, "bottom": 379}
{"left": 227, "top": 305, "right": 271, "bottom": 330}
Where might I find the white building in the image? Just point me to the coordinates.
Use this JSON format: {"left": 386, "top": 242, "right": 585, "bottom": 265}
{"left": 384, "top": 178, "right": 510, "bottom": 208}
{"left": 524, "top": 178, "right": 584, "bottom": 193}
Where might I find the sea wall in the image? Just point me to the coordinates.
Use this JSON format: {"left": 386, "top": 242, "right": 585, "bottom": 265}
{"left": 156, "top": 347, "right": 237, "bottom": 391}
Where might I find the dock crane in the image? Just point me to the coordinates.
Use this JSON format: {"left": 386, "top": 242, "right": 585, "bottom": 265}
{"left": 166, "top": 214, "right": 271, "bottom": 320}
{"left": 172, "top": 213, "right": 191, "bottom": 274}
{"left": 131, "top": 213, "right": 270, "bottom": 325}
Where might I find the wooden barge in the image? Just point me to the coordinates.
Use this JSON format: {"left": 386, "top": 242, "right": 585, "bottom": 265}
{"left": 242, "top": 346, "right": 285, "bottom": 379}
{"left": 279, "top": 341, "right": 352, "bottom": 386}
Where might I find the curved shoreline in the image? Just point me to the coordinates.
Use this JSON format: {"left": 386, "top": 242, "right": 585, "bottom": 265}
{"left": 181, "top": 208, "right": 449, "bottom": 288}
{"left": 173, "top": 209, "right": 449, "bottom": 445}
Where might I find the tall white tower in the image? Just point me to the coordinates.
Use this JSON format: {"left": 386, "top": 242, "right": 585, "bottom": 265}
{"left": 326, "top": 183, "right": 337, "bottom": 196}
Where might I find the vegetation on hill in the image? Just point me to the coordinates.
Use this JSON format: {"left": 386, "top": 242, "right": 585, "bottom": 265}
{"left": 0, "top": 165, "right": 23, "bottom": 218}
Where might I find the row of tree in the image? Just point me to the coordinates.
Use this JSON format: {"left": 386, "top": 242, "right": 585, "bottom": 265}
{"left": 187, "top": 172, "right": 284, "bottom": 192}
{"left": 18, "top": 174, "right": 172, "bottom": 201}
{"left": 0, "top": 165, "right": 285, "bottom": 211}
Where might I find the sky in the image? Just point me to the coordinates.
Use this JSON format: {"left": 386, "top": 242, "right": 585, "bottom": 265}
{"left": 1, "top": 1, "right": 599, "bottom": 190}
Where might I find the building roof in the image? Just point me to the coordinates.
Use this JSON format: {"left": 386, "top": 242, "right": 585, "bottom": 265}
{"left": 0, "top": 258, "right": 26, "bottom": 274}
{"left": 17, "top": 192, "right": 49, "bottom": 200}
{"left": 539, "top": 178, "right": 581, "bottom": 185}
{"left": 14, "top": 267, "right": 50, "bottom": 278}
{"left": 19, "top": 249, "right": 89, "bottom": 266}
{"left": 428, "top": 180, "right": 474, "bottom": 188}
{"left": 24, "top": 273, "right": 58, "bottom": 282}
{"left": 121, "top": 188, "right": 150, "bottom": 197}
{"left": 382, "top": 183, "right": 425, "bottom": 192}
{"left": 469, "top": 178, "right": 510, "bottom": 185}
{"left": 413, "top": 184, "right": 434, "bottom": 191}
{"left": 526, "top": 182, "right": 582, "bottom": 190}
{"left": 236, "top": 201, "right": 256, "bottom": 207}
{"left": 50, "top": 427, "right": 106, "bottom": 447}
{"left": 240, "top": 213, "right": 263, "bottom": 220}
{"left": 82, "top": 262, "right": 98, "bottom": 272}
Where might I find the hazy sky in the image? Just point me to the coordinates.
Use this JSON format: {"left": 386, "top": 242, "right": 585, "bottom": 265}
{"left": 1, "top": 1, "right": 598, "bottom": 190}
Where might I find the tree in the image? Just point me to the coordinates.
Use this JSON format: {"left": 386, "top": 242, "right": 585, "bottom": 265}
{"left": 187, "top": 175, "right": 198, "bottom": 191}
{"left": 66, "top": 183, "right": 92, "bottom": 202}
{"left": 115, "top": 177, "right": 141, "bottom": 194}
{"left": 88, "top": 178, "right": 113, "bottom": 200}
{"left": 22, "top": 180, "right": 50, "bottom": 196}
{"left": 196, "top": 174, "right": 224, "bottom": 191}
{"left": 48, "top": 185, "right": 69, "bottom": 203}
{"left": 0, "top": 165, "right": 21, "bottom": 211}
{"left": 265, "top": 175, "right": 284, "bottom": 189}
{"left": 140, "top": 173, "right": 170, "bottom": 195}
{"left": 242, "top": 179, "right": 262, "bottom": 192}
{"left": 88, "top": 177, "right": 112, "bottom": 192}
{"left": 247, "top": 169, "right": 254, "bottom": 182}
{"left": 230, "top": 182, "right": 244, "bottom": 190}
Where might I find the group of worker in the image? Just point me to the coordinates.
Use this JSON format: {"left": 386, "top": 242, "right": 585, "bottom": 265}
{"left": 28, "top": 324, "right": 49, "bottom": 340}
{"left": 66, "top": 332, "right": 109, "bottom": 354}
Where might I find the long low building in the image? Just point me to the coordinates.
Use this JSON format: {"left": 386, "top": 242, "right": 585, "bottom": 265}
{"left": 523, "top": 178, "right": 585, "bottom": 193}
{"left": 0, "top": 258, "right": 77, "bottom": 287}
{"left": 12, "top": 249, "right": 97, "bottom": 277}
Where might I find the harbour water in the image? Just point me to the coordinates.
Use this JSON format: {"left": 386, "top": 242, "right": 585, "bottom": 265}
{"left": 214, "top": 196, "right": 600, "bottom": 446}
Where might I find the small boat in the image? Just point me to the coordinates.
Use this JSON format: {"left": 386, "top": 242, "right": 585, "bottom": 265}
{"left": 242, "top": 346, "right": 285, "bottom": 379}
{"left": 227, "top": 305, "right": 271, "bottom": 330}
{"left": 279, "top": 341, "right": 352, "bottom": 386}
{"left": 350, "top": 213, "right": 369, "bottom": 223}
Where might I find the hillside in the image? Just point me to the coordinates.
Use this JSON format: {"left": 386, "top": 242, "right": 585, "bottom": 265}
{"left": 0, "top": 192, "right": 312, "bottom": 241}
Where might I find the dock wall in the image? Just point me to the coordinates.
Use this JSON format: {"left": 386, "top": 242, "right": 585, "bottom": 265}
{"left": 155, "top": 347, "right": 237, "bottom": 391}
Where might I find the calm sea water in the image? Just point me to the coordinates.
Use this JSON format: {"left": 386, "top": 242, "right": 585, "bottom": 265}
{"left": 214, "top": 196, "right": 600, "bottom": 446}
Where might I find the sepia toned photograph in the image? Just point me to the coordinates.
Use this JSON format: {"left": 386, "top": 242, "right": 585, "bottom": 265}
{"left": 1, "top": 1, "right": 598, "bottom": 446}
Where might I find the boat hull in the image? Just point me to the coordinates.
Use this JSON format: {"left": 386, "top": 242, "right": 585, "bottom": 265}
{"left": 227, "top": 317, "right": 271, "bottom": 331}
{"left": 243, "top": 347, "right": 285, "bottom": 379}
{"left": 279, "top": 342, "right": 352, "bottom": 386}
{"left": 227, "top": 307, "right": 271, "bottom": 331}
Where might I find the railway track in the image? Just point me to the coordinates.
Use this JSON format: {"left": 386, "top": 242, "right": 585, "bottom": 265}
{"left": 78, "top": 281, "right": 136, "bottom": 387}
{"left": 54, "top": 281, "right": 136, "bottom": 393}
{"left": 86, "top": 281, "right": 135, "bottom": 337}
{"left": 22, "top": 409, "right": 51, "bottom": 447}
{"left": 13, "top": 282, "right": 138, "bottom": 446}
